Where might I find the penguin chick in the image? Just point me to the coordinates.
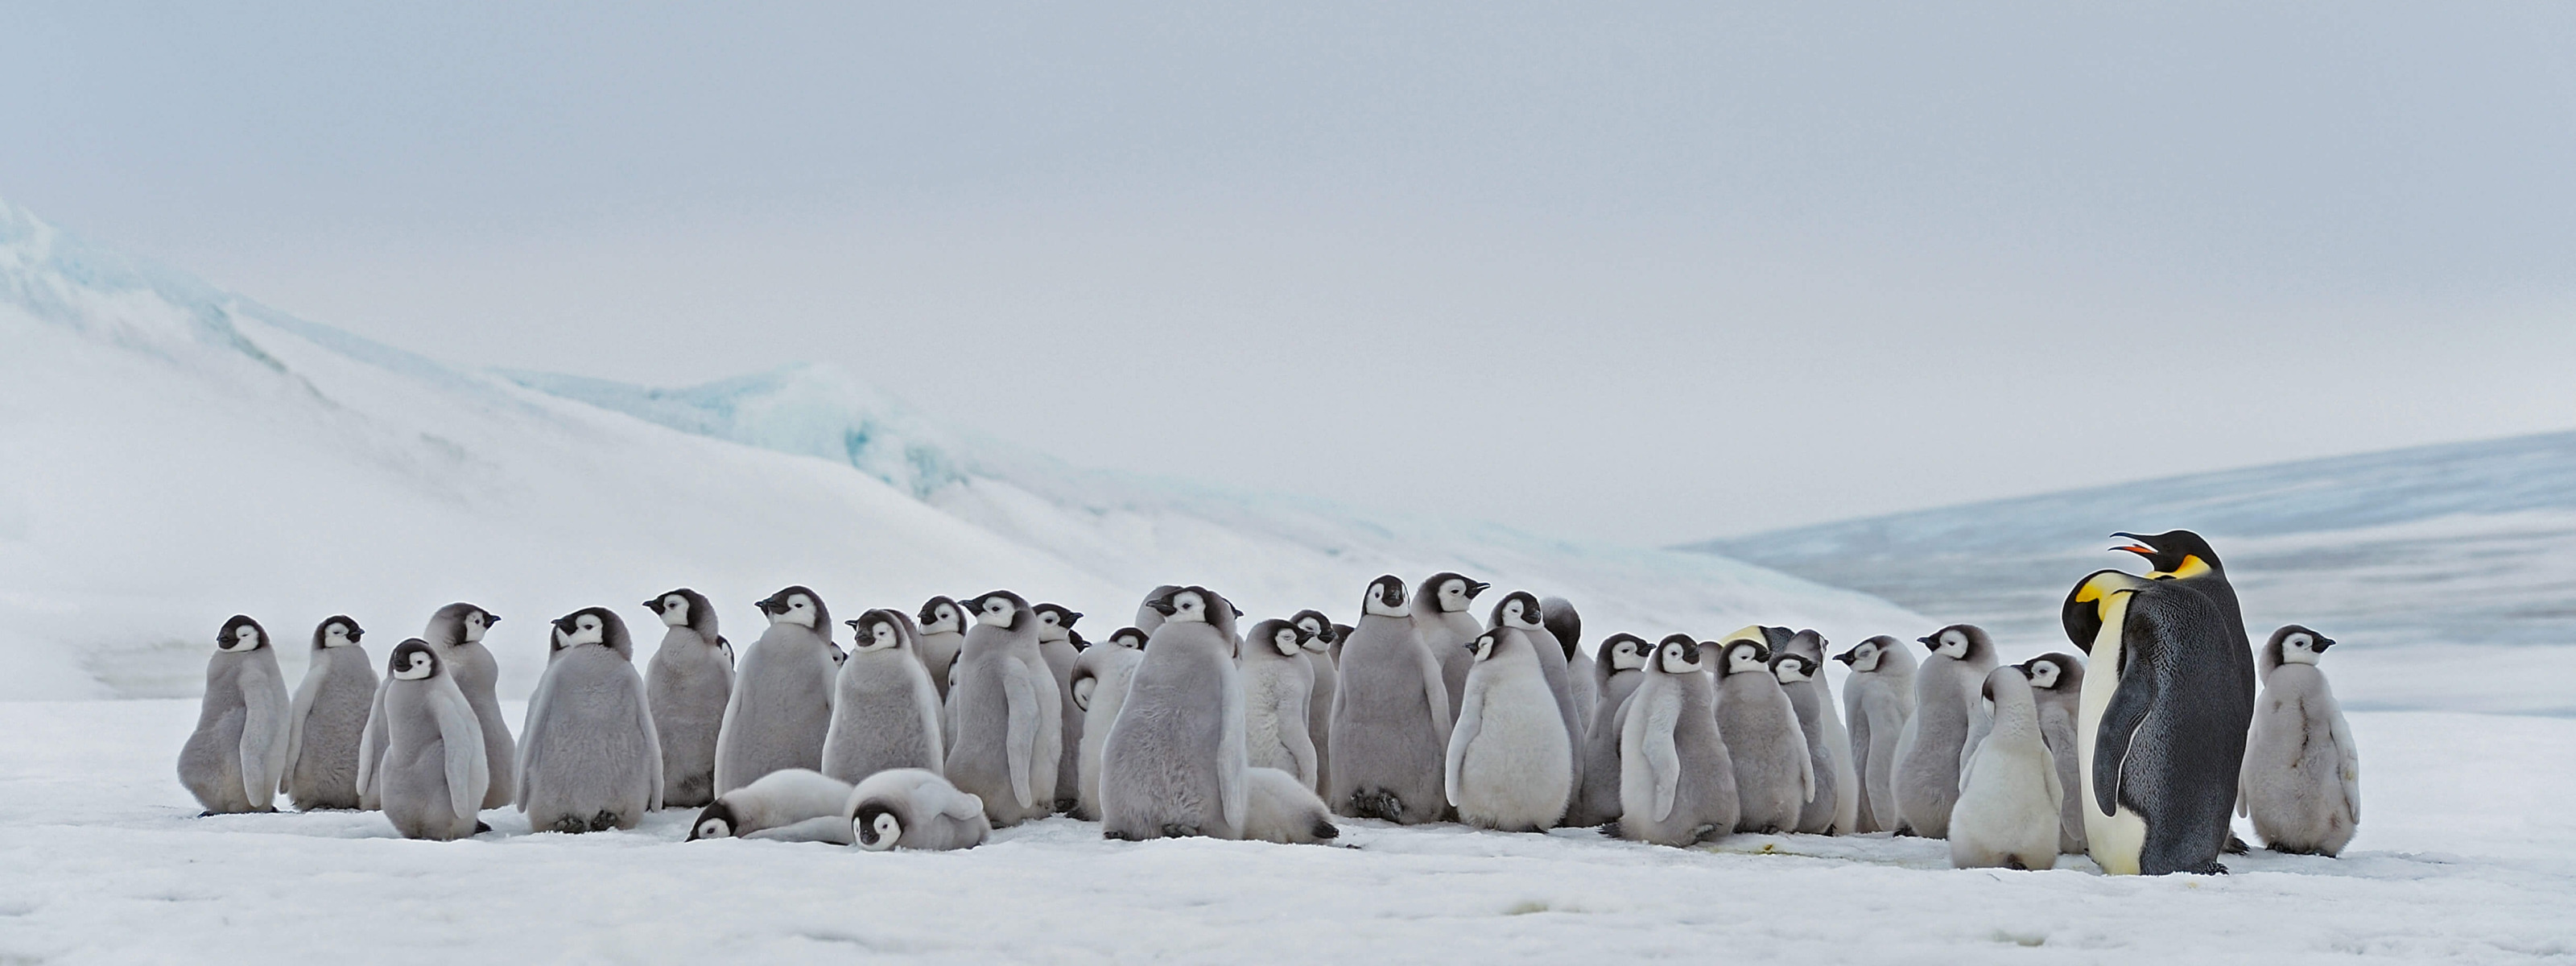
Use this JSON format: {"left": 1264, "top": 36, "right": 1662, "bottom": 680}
{"left": 1567, "top": 632, "right": 1651, "bottom": 828}
{"left": 517, "top": 608, "right": 663, "bottom": 833}
{"left": 2014, "top": 653, "right": 2088, "bottom": 853}
{"left": 1327, "top": 576, "right": 1451, "bottom": 824}
{"left": 1241, "top": 766, "right": 1341, "bottom": 844}
{"left": 820, "top": 609, "right": 944, "bottom": 785}
{"left": 363, "top": 640, "right": 489, "bottom": 840}
{"left": 1241, "top": 618, "right": 1321, "bottom": 790}
{"left": 1716, "top": 639, "right": 1814, "bottom": 834}
{"left": 689, "top": 768, "right": 857, "bottom": 843}
{"left": 1071, "top": 627, "right": 1150, "bottom": 820}
{"left": 643, "top": 588, "right": 730, "bottom": 808}
{"left": 1445, "top": 628, "right": 1573, "bottom": 832}
{"left": 849, "top": 767, "right": 990, "bottom": 851}
{"left": 946, "top": 590, "right": 1061, "bottom": 827}
{"left": 1951, "top": 666, "right": 2063, "bottom": 869}
{"left": 1616, "top": 634, "right": 1736, "bottom": 846}
{"left": 282, "top": 616, "right": 377, "bottom": 811}
{"left": 1411, "top": 572, "right": 1489, "bottom": 724}
{"left": 179, "top": 616, "right": 291, "bottom": 815}
{"left": 1835, "top": 635, "right": 1918, "bottom": 833}
{"left": 914, "top": 597, "right": 969, "bottom": 702}
{"left": 1773, "top": 650, "right": 1859, "bottom": 835}
{"left": 1892, "top": 624, "right": 1996, "bottom": 838}
{"left": 1291, "top": 609, "right": 1340, "bottom": 799}
{"left": 2240, "top": 625, "right": 2359, "bottom": 857}
{"left": 712, "top": 586, "right": 838, "bottom": 795}
{"left": 1101, "top": 586, "right": 1249, "bottom": 840}
{"left": 1033, "top": 603, "right": 1087, "bottom": 811}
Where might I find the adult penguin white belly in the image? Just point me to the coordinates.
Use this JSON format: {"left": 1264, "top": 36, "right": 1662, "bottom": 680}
{"left": 2062, "top": 529, "right": 2256, "bottom": 876}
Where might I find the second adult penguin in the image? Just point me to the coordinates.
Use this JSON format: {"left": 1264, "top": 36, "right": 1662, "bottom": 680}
{"left": 712, "top": 587, "right": 838, "bottom": 795}
{"left": 1446, "top": 627, "right": 1574, "bottom": 832}
{"left": 1101, "top": 586, "right": 1249, "bottom": 840}
{"left": 517, "top": 608, "right": 663, "bottom": 832}
{"left": 819, "top": 609, "right": 943, "bottom": 785}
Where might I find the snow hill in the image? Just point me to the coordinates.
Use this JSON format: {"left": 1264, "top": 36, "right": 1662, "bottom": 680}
{"left": 1689, "top": 433, "right": 2576, "bottom": 714}
{"left": 0, "top": 195, "right": 1914, "bottom": 700}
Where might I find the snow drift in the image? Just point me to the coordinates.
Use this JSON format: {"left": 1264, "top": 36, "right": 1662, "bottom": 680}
{"left": 0, "top": 195, "right": 1915, "bottom": 700}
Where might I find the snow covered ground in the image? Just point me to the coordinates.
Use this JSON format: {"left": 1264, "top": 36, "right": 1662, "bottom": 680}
{"left": 3, "top": 700, "right": 2570, "bottom": 964}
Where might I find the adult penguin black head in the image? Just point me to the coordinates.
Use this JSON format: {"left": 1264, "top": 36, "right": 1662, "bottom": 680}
{"left": 312, "top": 616, "right": 364, "bottom": 650}
{"left": 2111, "top": 530, "right": 2224, "bottom": 580}
{"left": 217, "top": 615, "right": 269, "bottom": 653}
{"left": 756, "top": 586, "right": 831, "bottom": 634}
{"left": 1361, "top": 575, "right": 1411, "bottom": 617}
{"left": 645, "top": 588, "right": 719, "bottom": 639}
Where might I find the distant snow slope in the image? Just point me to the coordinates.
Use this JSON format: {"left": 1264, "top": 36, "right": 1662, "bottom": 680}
{"left": 1689, "top": 433, "right": 2576, "bottom": 714}
{"left": 0, "top": 195, "right": 1914, "bottom": 700}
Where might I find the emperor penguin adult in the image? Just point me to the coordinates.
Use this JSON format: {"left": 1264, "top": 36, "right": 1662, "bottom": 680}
{"left": 819, "top": 609, "right": 944, "bottom": 785}
{"left": 178, "top": 616, "right": 291, "bottom": 815}
{"left": 1070, "top": 626, "right": 1150, "bottom": 820}
{"left": 1539, "top": 597, "right": 1591, "bottom": 724}
{"left": 1410, "top": 572, "right": 1488, "bottom": 723}
{"left": 1489, "top": 591, "right": 1585, "bottom": 815}
{"left": 1033, "top": 603, "right": 1087, "bottom": 811}
{"left": 688, "top": 768, "right": 857, "bottom": 843}
{"left": 282, "top": 616, "right": 377, "bottom": 811}
{"left": 1772, "top": 650, "right": 1859, "bottom": 835}
{"left": 1567, "top": 632, "right": 1651, "bottom": 828}
{"left": 2062, "top": 529, "right": 2257, "bottom": 875}
{"left": 848, "top": 767, "right": 991, "bottom": 852}
{"left": 712, "top": 587, "right": 838, "bottom": 795}
{"left": 1892, "top": 624, "right": 1996, "bottom": 838}
{"left": 1327, "top": 575, "right": 1452, "bottom": 824}
{"left": 517, "top": 608, "right": 663, "bottom": 832}
{"left": 943, "top": 590, "right": 1059, "bottom": 827}
{"left": 1616, "top": 634, "right": 1737, "bottom": 847}
{"left": 1950, "top": 665, "right": 2064, "bottom": 870}
{"left": 1834, "top": 635, "right": 1917, "bottom": 833}
{"left": 1291, "top": 609, "right": 1340, "bottom": 798}
{"left": 2240, "top": 625, "right": 2359, "bottom": 857}
{"left": 1101, "top": 586, "right": 1249, "bottom": 840}
{"left": 1715, "top": 638, "right": 1814, "bottom": 834}
{"left": 1241, "top": 618, "right": 1320, "bottom": 790}
{"left": 2014, "top": 653, "right": 2088, "bottom": 853}
{"left": 362, "top": 640, "right": 489, "bottom": 840}
{"left": 1446, "top": 626, "right": 1575, "bottom": 832}
{"left": 423, "top": 603, "right": 514, "bottom": 809}
{"left": 644, "top": 588, "right": 731, "bottom": 808}
{"left": 914, "top": 597, "right": 968, "bottom": 701}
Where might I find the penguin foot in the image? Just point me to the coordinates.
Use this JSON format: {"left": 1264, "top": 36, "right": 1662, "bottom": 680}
{"left": 2223, "top": 835, "right": 2251, "bottom": 855}
{"left": 473, "top": 821, "right": 492, "bottom": 835}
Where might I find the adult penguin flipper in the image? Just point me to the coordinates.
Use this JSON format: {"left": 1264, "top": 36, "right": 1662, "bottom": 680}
{"left": 1002, "top": 663, "right": 1039, "bottom": 809}
{"left": 2092, "top": 667, "right": 2157, "bottom": 819}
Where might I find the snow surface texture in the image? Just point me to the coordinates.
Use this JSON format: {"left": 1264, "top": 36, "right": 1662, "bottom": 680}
{"left": 1690, "top": 434, "right": 2576, "bottom": 714}
{"left": 0, "top": 194, "right": 1917, "bottom": 702}
{"left": 5, "top": 700, "right": 2571, "bottom": 963}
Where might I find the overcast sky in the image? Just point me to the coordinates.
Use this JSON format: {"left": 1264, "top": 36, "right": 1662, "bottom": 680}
{"left": 6, "top": 2, "right": 2574, "bottom": 546}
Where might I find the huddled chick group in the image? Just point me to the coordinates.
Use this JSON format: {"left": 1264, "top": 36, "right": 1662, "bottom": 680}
{"left": 178, "top": 530, "right": 2360, "bottom": 873}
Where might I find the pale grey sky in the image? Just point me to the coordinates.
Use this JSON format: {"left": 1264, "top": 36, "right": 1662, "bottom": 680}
{"left": 6, "top": 2, "right": 2574, "bottom": 545}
